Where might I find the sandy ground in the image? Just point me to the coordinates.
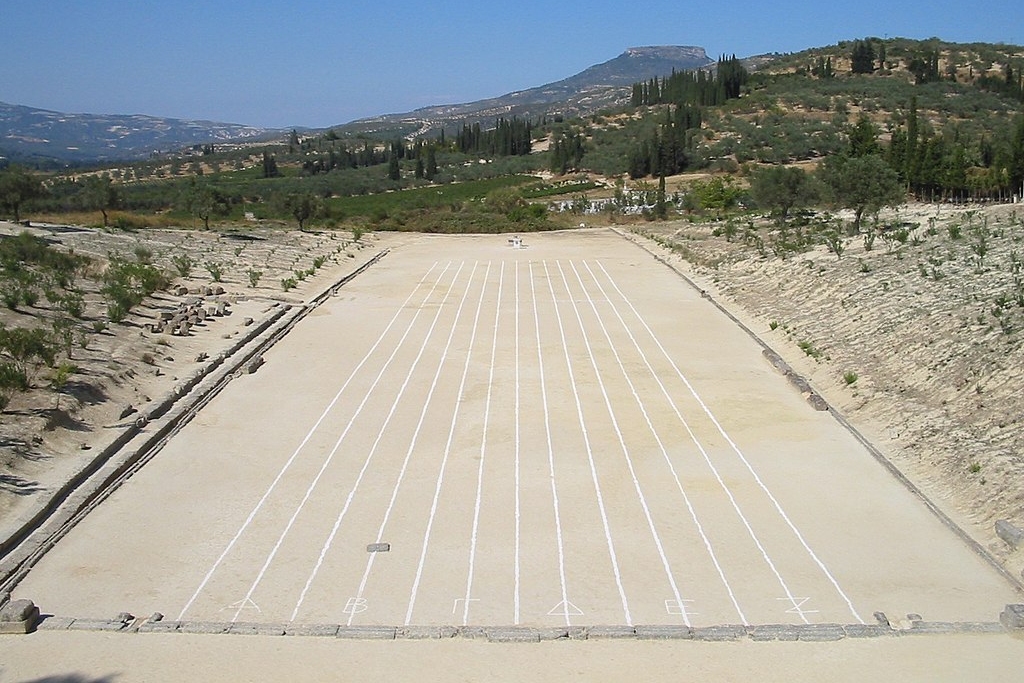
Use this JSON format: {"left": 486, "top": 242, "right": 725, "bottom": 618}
{"left": 2, "top": 220, "right": 1024, "bottom": 680}
{"left": 2, "top": 629, "right": 1024, "bottom": 683}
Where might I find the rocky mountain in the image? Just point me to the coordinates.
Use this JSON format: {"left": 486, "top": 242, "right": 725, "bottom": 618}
{"left": 1, "top": 46, "right": 717, "bottom": 163}
{"left": 338, "top": 46, "right": 717, "bottom": 139}
{"left": 0, "top": 102, "right": 278, "bottom": 166}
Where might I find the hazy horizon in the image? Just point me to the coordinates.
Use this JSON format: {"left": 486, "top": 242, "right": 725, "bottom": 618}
{"left": 4, "top": 0, "right": 1021, "bottom": 129}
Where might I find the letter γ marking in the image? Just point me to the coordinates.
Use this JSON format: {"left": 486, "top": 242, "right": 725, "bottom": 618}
{"left": 452, "top": 598, "right": 479, "bottom": 614}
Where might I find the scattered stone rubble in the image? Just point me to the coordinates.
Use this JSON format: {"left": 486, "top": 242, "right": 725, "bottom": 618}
{"left": 149, "top": 290, "right": 232, "bottom": 337}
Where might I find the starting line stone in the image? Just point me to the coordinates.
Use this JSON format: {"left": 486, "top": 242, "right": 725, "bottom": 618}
{"left": 635, "top": 625, "right": 694, "bottom": 640}
{"left": 0, "top": 599, "right": 40, "bottom": 634}
{"left": 1000, "top": 604, "right": 1024, "bottom": 631}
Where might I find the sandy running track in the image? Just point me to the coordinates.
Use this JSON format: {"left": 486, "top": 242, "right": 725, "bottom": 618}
{"left": 6, "top": 230, "right": 1021, "bottom": 636}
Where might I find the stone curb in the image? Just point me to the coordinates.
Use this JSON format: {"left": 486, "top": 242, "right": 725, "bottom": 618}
{"left": 32, "top": 617, "right": 1017, "bottom": 640}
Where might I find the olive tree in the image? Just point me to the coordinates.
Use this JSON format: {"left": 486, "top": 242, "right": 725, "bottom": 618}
{"left": 818, "top": 154, "right": 903, "bottom": 233}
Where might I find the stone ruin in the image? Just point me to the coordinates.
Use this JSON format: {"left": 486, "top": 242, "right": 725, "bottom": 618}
{"left": 148, "top": 292, "right": 232, "bottom": 337}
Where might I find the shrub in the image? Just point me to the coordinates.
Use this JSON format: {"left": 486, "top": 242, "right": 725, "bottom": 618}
{"left": 204, "top": 261, "right": 224, "bottom": 282}
{"left": 798, "top": 339, "right": 822, "bottom": 359}
{"left": 843, "top": 370, "right": 858, "bottom": 385}
{"left": 171, "top": 253, "right": 195, "bottom": 278}
{"left": 101, "top": 253, "right": 170, "bottom": 323}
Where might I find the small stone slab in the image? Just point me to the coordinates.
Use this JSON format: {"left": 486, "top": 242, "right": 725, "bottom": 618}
{"left": 366, "top": 542, "right": 390, "bottom": 553}
{"left": 335, "top": 625, "right": 396, "bottom": 640}
{"left": 457, "top": 625, "right": 488, "bottom": 639}
{"left": 690, "top": 625, "right": 746, "bottom": 642}
{"left": 284, "top": 623, "right": 340, "bottom": 637}
{"left": 843, "top": 624, "right": 892, "bottom": 638}
{"left": 486, "top": 627, "right": 541, "bottom": 643}
{"left": 178, "top": 621, "right": 231, "bottom": 635}
{"left": 748, "top": 624, "right": 801, "bottom": 642}
{"left": 1000, "top": 604, "right": 1024, "bottom": 630}
{"left": 398, "top": 625, "right": 458, "bottom": 639}
{"left": 995, "top": 520, "right": 1024, "bottom": 549}
{"left": 806, "top": 393, "right": 830, "bottom": 411}
{"left": 536, "top": 627, "right": 570, "bottom": 641}
{"left": 137, "top": 620, "right": 181, "bottom": 633}
{"left": 586, "top": 625, "right": 637, "bottom": 639}
{"left": 228, "top": 622, "right": 286, "bottom": 636}
{"left": 567, "top": 626, "right": 589, "bottom": 640}
{"left": 36, "top": 616, "right": 76, "bottom": 631}
{"left": 796, "top": 624, "right": 845, "bottom": 641}
{"left": 635, "top": 625, "right": 693, "bottom": 640}
{"left": 67, "top": 618, "right": 128, "bottom": 632}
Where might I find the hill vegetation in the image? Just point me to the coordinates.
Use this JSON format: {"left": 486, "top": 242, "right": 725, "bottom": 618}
{"left": 0, "top": 38, "right": 1020, "bottom": 238}
{"left": 3, "top": 36, "right": 1024, "bottom": 577}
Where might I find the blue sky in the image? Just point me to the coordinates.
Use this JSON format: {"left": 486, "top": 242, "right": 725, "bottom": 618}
{"left": 2, "top": 0, "right": 1021, "bottom": 128}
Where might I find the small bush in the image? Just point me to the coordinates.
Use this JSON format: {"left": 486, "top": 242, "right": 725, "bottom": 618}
{"left": 171, "top": 253, "right": 195, "bottom": 278}
{"left": 798, "top": 339, "right": 822, "bottom": 359}
{"left": 204, "top": 261, "right": 224, "bottom": 282}
{"left": 843, "top": 370, "right": 858, "bottom": 385}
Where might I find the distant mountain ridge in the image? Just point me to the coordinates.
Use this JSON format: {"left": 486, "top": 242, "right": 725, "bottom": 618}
{"left": 340, "top": 46, "right": 716, "bottom": 138}
{"left": 0, "top": 45, "right": 715, "bottom": 163}
{"left": 0, "top": 102, "right": 278, "bottom": 165}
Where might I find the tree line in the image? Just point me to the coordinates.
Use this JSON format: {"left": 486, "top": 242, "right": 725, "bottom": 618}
{"left": 625, "top": 56, "right": 748, "bottom": 179}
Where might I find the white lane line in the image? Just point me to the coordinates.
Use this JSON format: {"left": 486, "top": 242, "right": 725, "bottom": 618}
{"left": 285, "top": 262, "right": 466, "bottom": 621}
{"left": 231, "top": 261, "right": 459, "bottom": 623}
{"left": 576, "top": 260, "right": 746, "bottom": 624}
{"left": 543, "top": 260, "right": 632, "bottom": 626}
{"left": 513, "top": 261, "right": 521, "bottom": 625}
{"left": 560, "top": 260, "right": 691, "bottom": 626}
{"left": 461, "top": 262, "right": 504, "bottom": 625}
{"left": 588, "top": 259, "right": 803, "bottom": 622}
{"left": 177, "top": 262, "right": 443, "bottom": 621}
{"left": 406, "top": 261, "right": 492, "bottom": 625}
{"left": 346, "top": 261, "right": 478, "bottom": 626}
{"left": 595, "top": 261, "right": 865, "bottom": 625}
{"left": 530, "top": 261, "right": 571, "bottom": 626}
